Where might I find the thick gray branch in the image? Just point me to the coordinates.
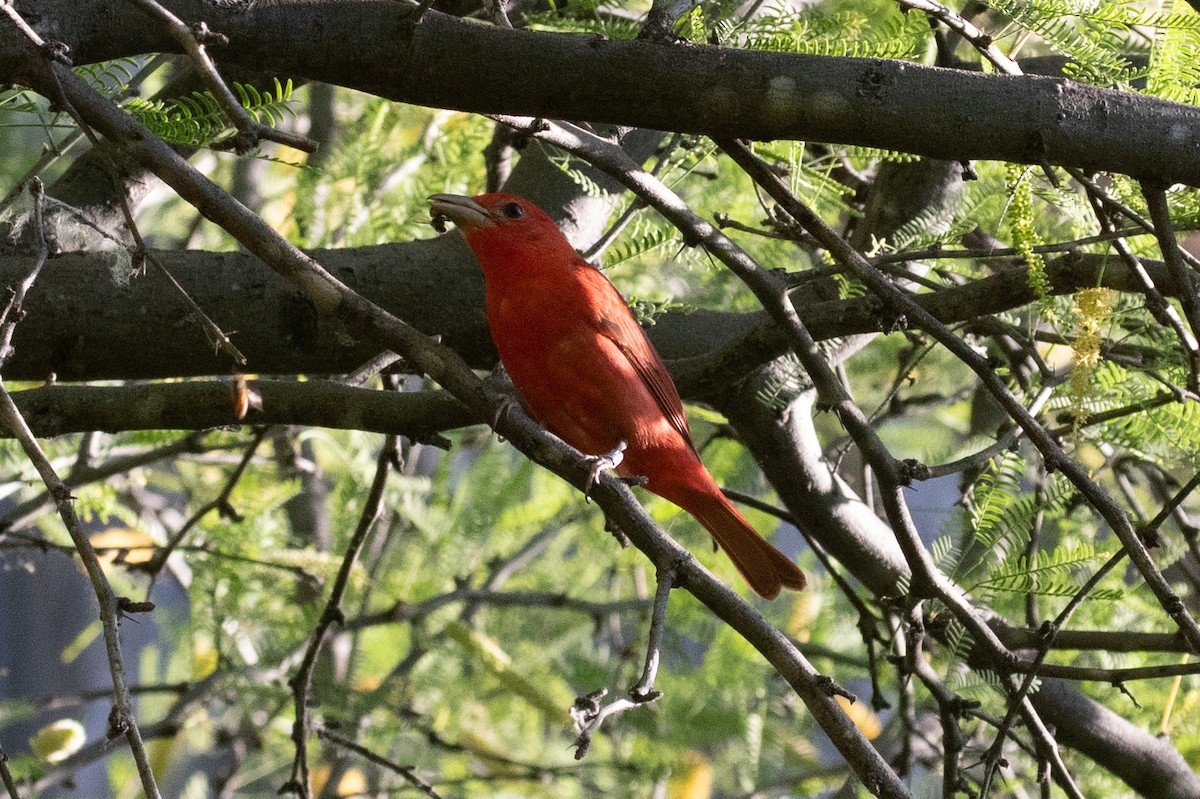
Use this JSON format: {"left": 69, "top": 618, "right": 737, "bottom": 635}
{"left": 5, "top": 379, "right": 475, "bottom": 438}
{"left": 4, "top": 2, "right": 1200, "bottom": 184}
{"left": 0, "top": 248, "right": 1182, "bottom": 385}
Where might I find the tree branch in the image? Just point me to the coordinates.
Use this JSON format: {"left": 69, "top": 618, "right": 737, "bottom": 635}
{"left": 5, "top": 2, "right": 1200, "bottom": 184}
{"left": 5, "top": 36, "right": 910, "bottom": 798}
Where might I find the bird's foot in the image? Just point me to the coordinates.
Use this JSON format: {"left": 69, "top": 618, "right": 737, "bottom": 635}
{"left": 483, "top": 364, "right": 520, "bottom": 439}
{"left": 491, "top": 395, "right": 519, "bottom": 436}
{"left": 584, "top": 440, "right": 627, "bottom": 500}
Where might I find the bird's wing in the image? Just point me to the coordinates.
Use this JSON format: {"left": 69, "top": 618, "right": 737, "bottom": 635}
{"left": 584, "top": 270, "right": 697, "bottom": 454}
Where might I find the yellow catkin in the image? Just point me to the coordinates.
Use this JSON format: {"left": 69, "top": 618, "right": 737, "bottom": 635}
{"left": 1069, "top": 288, "right": 1117, "bottom": 436}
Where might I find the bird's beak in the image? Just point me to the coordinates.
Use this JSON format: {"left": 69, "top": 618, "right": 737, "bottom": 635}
{"left": 428, "top": 194, "right": 495, "bottom": 233}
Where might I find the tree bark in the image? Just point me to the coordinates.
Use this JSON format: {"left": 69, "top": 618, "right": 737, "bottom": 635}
{"left": 3, "top": 1, "right": 1200, "bottom": 184}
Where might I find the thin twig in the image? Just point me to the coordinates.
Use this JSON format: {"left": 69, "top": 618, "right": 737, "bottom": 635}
{"left": 871, "top": 225, "right": 1200, "bottom": 266}
{"left": 920, "top": 386, "right": 1054, "bottom": 480}
{"left": 144, "top": 249, "right": 248, "bottom": 364}
{"left": 460, "top": 512, "right": 580, "bottom": 623}
{"left": 1143, "top": 184, "right": 1200, "bottom": 394}
{"left": 0, "top": 178, "right": 49, "bottom": 368}
{"left": 573, "top": 565, "right": 672, "bottom": 758}
{"left": 344, "top": 588, "right": 651, "bottom": 632}
{"left": 1, "top": 535, "right": 320, "bottom": 584}
{"left": 315, "top": 726, "right": 443, "bottom": 798}
{"left": 0, "top": 431, "right": 210, "bottom": 538}
{"left": 0, "top": 746, "right": 22, "bottom": 799}
{"left": 631, "top": 566, "right": 673, "bottom": 699}
{"left": 896, "top": 0, "right": 1022, "bottom": 75}
{"left": 910, "top": 621, "right": 968, "bottom": 799}
{"left": 1009, "top": 659, "right": 1200, "bottom": 682}
{"left": 1068, "top": 167, "right": 1200, "bottom": 272}
{"left": 142, "top": 428, "right": 269, "bottom": 583}
{"left": 0, "top": 381, "right": 162, "bottom": 799}
{"left": 284, "top": 434, "right": 399, "bottom": 797}
{"left": 979, "top": 548, "right": 1128, "bottom": 797}
{"left": 122, "top": 0, "right": 316, "bottom": 153}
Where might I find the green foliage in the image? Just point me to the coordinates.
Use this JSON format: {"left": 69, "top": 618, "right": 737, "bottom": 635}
{"left": 74, "top": 57, "right": 146, "bottom": 95}
{"left": 755, "top": 141, "right": 857, "bottom": 215}
{"left": 873, "top": 194, "right": 979, "bottom": 256}
{"left": 968, "top": 542, "right": 1122, "bottom": 601}
{"left": 736, "top": 2, "right": 932, "bottom": 59}
{"left": 122, "top": 78, "right": 296, "bottom": 147}
{"left": 1146, "top": 2, "right": 1200, "bottom": 104}
{"left": 833, "top": 271, "right": 867, "bottom": 300}
{"left": 984, "top": 0, "right": 1146, "bottom": 84}
{"left": 842, "top": 146, "right": 921, "bottom": 164}
{"left": 1061, "top": 361, "right": 1200, "bottom": 467}
{"left": 525, "top": 0, "right": 645, "bottom": 39}
{"left": 754, "top": 353, "right": 813, "bottom": 410}
{"left": 604, "top": 223, "right": 684, "bottom": 270}
{"left": 965, "top": 457, "right": 1056, "bottom": 557}
{"left": 546, "top": 148, "right": 610, "bottom": 198}
{"left": 292, "top": 102, "right": 491, "bottom": 248}
{"left": 946, "top": 666, "right": 1015, "bottom": 700}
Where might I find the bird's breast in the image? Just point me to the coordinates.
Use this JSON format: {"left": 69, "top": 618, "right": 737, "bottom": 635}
{"left": 486, "top": 285, "right": 675, "bottom": 458}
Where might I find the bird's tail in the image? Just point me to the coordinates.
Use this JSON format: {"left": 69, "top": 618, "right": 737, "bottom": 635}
{"left": 656, "top": 480, "right": 806, "bottom": 600}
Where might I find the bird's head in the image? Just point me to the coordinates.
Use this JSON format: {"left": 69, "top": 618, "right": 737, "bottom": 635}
{"left": 428, "top": 193, "right": 578, "bottom": 271}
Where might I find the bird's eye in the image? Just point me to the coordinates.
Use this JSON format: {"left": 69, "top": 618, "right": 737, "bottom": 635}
{"left": 501, "top": 202, "right": 525, "bottom": 219}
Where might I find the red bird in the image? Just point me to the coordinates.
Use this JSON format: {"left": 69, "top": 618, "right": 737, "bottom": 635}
{"left": 428, "top": 193, "right": 806, "bottom": 599}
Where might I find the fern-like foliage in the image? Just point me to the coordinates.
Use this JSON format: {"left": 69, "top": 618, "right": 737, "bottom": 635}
{"left": 947, "top": 666, "right": 1028, "bottom": 699}
{"left": 754, "top": 141, "right": 858, "bottom": 217}
{"left": 1147, "top": 5, "right": 1200, "bottom": 104}
{"left": 736, "top": 3, "right": 931, "bottom": 59}
{"left": 74, "top": 57, "right": 146, "bottom": 95}
{"left": 931, "top": 533, "right": 964, "bottom": 577}
{"left": 984, "top": 0, "right": 1146, "bottom": 85}
{"left": 122, "top": 78, "right": 295, "bottom": 147}
{"left": 1057, "top": 361, "right": 1200, "bottom": 466}
{"left": 874, "top": 198, "right": 974, "bottom": 257}
{"left": 524, "top": 0, "right": 644, "bottom": 39}
{"left": 833, "top": 272, "right": 867, "bottom": 300}
{"left": 958, "top": 454, "right": 1076, "bottom": 577}
{"left": 292, "top": 104, "right": 492, "bottom": 248}
{"left": 967, "top": 543, "right": 1121, "bottom": 601}
{"left": 842, "top": 146, "right": 921, "bottom": 165}
{"left": 964, "top": 453, "right": 1027, "bottom": 556}
{"left": 943, "top": 619, "right": 976, "bottom": 662}
{"left": 755, "top": 352, "right": 815, "bottom": 409}
{"left": 604, "top": 224, "right": 683, "bottom": 269}
{"left": 628, "top": 297, "right": 686, "bottom": 326}
{"left": 545, "top": 149, "right": 610, "bottom": 198}
{"left": 874, "top": 173, "right": 1004, "bottom": 265}
{"left": 1161, "top": 186, "right": 1200, "bottom": 227}
{"left": 0, "top": 89, "right": 52, "bottom": 120}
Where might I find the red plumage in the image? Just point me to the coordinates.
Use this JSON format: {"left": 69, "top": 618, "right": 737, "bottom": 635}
{"left": 429, "top": 193, "right": 806, "bottom": 599}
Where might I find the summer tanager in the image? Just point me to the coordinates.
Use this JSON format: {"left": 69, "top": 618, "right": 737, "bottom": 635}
{"left": 428, "top": 193, "right": 806, "bottom": 599}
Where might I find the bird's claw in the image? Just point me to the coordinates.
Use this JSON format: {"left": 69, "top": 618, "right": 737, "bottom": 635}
{"left": 584, "top": 440, "right": 627, "bottom": 500}
{"left": 492, "top": 395, "right": 517, "bottom": 433}
{"left": 484, "top": 364, "right": 520, "bottom": 439}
